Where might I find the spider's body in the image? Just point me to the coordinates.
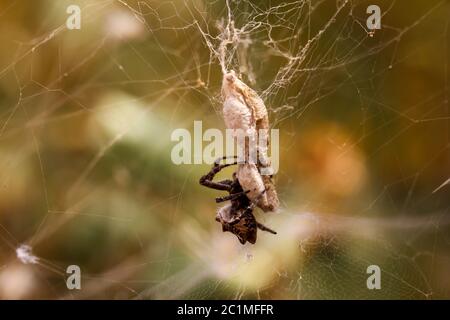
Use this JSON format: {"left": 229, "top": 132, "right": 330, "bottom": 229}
{"left": 199, "top": 157, "right": 276, "bottom": 244}
{"left": 216, "top": 204, "right": 259, "bottom": 244}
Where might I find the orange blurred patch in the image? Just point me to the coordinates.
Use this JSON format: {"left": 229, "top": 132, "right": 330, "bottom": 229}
{"left": 296, "top": 122, "right": 367, "bottom": 198}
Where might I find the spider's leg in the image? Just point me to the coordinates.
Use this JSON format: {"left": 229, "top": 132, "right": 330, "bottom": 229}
{"left": 215, "top": 190, "right": 250, "bottom": 203}
{"left": 214, "top": 155, "right": 238, "bottom": 166}
{"left": 199, "top": 163, "right": 234, "bottom": 191}
{"left": 199, "top": 177, "right": 232, "bottom": 191}
{"left": 256, "top": 222, "right": 277, "bottom": 235}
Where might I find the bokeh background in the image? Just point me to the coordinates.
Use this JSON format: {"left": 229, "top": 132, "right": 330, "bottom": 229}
{"left": 0, "top": 0, "right": 449, "bottom": 299}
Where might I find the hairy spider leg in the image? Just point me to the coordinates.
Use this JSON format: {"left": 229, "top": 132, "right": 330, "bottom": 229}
{"left": 215, "top": 190, "right": 250, "bottom": 203}
{"left": 200, "top": 155, "right": 242, "bottom": 191}
{"left": 256, "top": 222, "right": 277, "bottom": 235}
{"left": 214, "top": 155, "right": 238, "bottom": 166}
{"left": 199, "top": 163, "right": 235, "bottom": 191}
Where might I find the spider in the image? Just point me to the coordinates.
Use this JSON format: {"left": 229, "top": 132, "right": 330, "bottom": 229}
{"left": 199, "top": 156, "right": 277, "bottom": 244}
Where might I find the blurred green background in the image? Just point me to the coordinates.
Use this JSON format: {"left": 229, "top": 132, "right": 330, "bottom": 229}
{"left": 0, "top": 0, "right": 449, "bottom": 299}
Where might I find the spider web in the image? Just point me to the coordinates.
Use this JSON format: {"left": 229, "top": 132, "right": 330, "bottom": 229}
{"left": 0, "top": 0, "right": 449, "bottom": 299}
